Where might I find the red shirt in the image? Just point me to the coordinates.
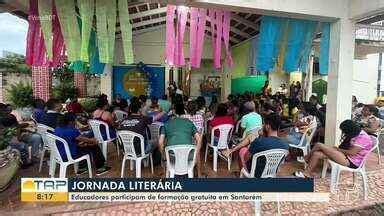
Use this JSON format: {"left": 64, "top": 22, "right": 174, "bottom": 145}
{"left": 66, "top": 102, "right": 83, "bottom": 114}
{"left": 209, "top": 115, "right": 234, "bottom": 137}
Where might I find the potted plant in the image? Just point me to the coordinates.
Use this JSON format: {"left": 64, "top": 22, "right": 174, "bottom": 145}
{"left": 6, "top": 82, "right": 34, "bottom": 121}
{"left": 0, "top": 127, "right": 20, "bottom": 191}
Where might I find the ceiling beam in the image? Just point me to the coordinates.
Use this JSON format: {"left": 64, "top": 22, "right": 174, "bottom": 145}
{"left": 231, "top": 14, "right": 258, "bottom": 30}
{"left": 205, "top": 16, "right": 251, "bottom": 40}
{"left": 130, "top": 7, "right": 167, "bottom": 19}
{"left": 132, "top": 16, "right": 166, "bottom": 28}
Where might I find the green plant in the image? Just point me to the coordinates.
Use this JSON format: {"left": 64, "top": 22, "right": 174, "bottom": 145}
{"left": 0, "top": 54, "right": 31, "bottom": 74}
{"left": 0, "top": 127, "right": 17, "bottom": 151}
{"left": 79, "top": 97, "right": 97, "bottom": 113}
{"left": 52, "top": 82, "right": 79, "bottom": 103}
{"left": 52, "top": 62, "right": 74, "bottom": 84}
{"left": 6, "top": 82, "right": 34, "bottom": 108}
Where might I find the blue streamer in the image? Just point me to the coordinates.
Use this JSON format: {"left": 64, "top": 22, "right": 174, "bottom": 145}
{"left": 319, "top": 23, "right": 330, "bottom": 75}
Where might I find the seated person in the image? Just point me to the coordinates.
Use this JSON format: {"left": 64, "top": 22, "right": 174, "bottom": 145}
{"left": 93, "top": 98, "right": 116, "bottom": 140}
{"left": 0, "top": 116, "right": 32, "bottom": 168}
{"left": 245, "top": 114, "right": 288, "bottom": 176}
{"left": 118, "top": 101, "right": 154, "bottom": 155}
{"left": 55, "top": 113, "right": 110, "bottom": 175}
{"left": 356, "top": 105, "right": 381, "bottom": 136}
{"left": 0, "top": 104, "right": 42, "bottom": 161}
{"left": 283, "top": 102, "right": 317, "bottom": 145}
{"left": 32, "top": 98, "right": 45, "bottom": 123}
{"left": 181, "top": 100, "right": 204, "bottom": 134}
{"left": 209, "top": 103, "right": 235, "bottom": 145}
{"left": 42, "top": 98, "right": 63, "bottom": 128}
{"left": 112, "top": 94, "right": 128, "bottom": 111}
{"left": 295, "top": 120, "right": 373, "bottom": 177}
{"left": 66, "top": 96, "right": 84, "bottom": 114}
{"left": 240, "top": 101, "right": 263, "bottom": 136}
{"left": 147, "top": 97, "right": 168, "bottom": 123}
{"left": 158, "top": 95, "right": 171, "bottom": 113}
{"left": 159, "top": 103, "right": 202, "bottom": 177}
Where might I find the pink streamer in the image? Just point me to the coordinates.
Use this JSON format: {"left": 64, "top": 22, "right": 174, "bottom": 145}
{"left": 209, "top": 10, "right": 222, "bottom": 69}
{"left": 223, "top": 11, "right": 233, "bottom": 67}
{"left": 174, "top": 6, "right": 188, "bottom": 66}
{"left": 190, "top": 8, "right": 206, "bottom": 68}
{"left": 26, "top": 0, "right": 65, "bottom": 68}
{"left": 165, "top": 5, "right": 176, "bottom": 66}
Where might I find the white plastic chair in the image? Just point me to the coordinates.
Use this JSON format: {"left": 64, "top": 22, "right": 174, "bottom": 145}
{"left": 240, "top": 149, "right": 288, "bottom": 216}
{"left": 36, "top": 124, "right": 55, "bottom": 174}
{"left": 45, "top": 132, "right": 92, "bottom": 178}
{"left": 30, "top": 114, "right": 37, "bottom": 124}
{"left": 88, "top": 119, "right": 119, "bottom": 161}
{"left": 165, "top": 145, "right": 196, "bottom": 178}
{"left": 321, "top": 136, "right": 377, "bottom": 200}
{"left": 148, "top": 122, "right": 163, "bottom": 146}
{"left": 118, "top": 130, "right": 154, "bottom": 178}
{"left": 204, "top": 124, "right": 234, "bottom": 172}
{"left": 374, "top": 128, "right": 383, "bottom": 164}
{"left": 288, "top": 122, "right": 317, "bottom": 166}
{"left": 113, "top": 110, "right": 128, "bottom": 122}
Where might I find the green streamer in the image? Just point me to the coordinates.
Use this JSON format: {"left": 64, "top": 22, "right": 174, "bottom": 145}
{"left": 96, "top": 0, "right": 116, "bottom": 64}
{"left": 79, "top": 0, "right": 94, "bottom": 62}
{"left": 70, "top": 60, "right": 88, "bottom": 72}
{"left": 118, "top": 0, "right": 134, "bottom": 64}
{"left": 55, "top": 0, "right": 82, "bottom": 61}
{"left": 38, "top": 0, "right": 53, "bottom": 60}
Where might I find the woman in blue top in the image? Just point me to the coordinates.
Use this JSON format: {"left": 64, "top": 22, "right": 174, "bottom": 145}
{"left": 55, "top": 113, "right": 110, "bottom": 175}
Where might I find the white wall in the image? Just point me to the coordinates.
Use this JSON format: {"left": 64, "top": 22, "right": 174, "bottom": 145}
{"left": 114, "top": 26, "right": 215, "bottom": 65}
{"left": 352, "top": 54, "right": 379, "bottom": 104}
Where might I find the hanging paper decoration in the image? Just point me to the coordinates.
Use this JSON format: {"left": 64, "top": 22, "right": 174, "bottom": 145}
{"left": 256, "top": 16, "right": 286, "bottom": 73}
{"left": 89, "top": 30, "right": 106, "bottom": 74}
{"left": 51, "top": 1, "right": 66, "bottom": 68}
{"left": 118, "top": 0, "right": 134, "bottom": 64}
{"left": 165, "top": 5, "right": 176, "bottom": 66}
{"left": 283, "top": 19, "right": 317, "bottom": 73}
{"left": 209, "top": 10, "right": 223, "bottom": 69}
{"left": 189, "top": 7, "right": 207, "bottom": 68}
{"left": 208, "top": 9, "right": 233, "bottom": 69}
{"left": 319, "top": 23, "right": 330, "bottom": 75}
{"left": 55, "top": 0, "right": 81, "bottom": 61}
{"left": 165, "top": 5, "right": 188, "bottom": 66}
{"left": 26, "top": 0, "right": 49, "bottom": 67}
{"left": 96, "top": 0, "right": 117, "bottom": 64}
{"left": 222, "top": 11, "right": 233, "bottom": 68}
{"left": 275, "top": 20, "right": 290, "bottom": 73}
{"left": 79, "top": 0, "right": 94, "bottom": 62}
{"left": 37, "top": 0, "right": 53, "bottom": 60}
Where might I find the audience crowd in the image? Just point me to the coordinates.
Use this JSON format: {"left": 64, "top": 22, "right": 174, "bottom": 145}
{"left": 0, "top": 80, "right": 379, "bottom": 178}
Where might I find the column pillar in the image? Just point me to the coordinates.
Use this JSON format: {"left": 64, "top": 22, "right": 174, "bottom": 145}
{"left": 305, "top": 55, "right": 314, "bottom": 101}
{"left": 32, "top": 66, "right": 52, "bottom": 101}
{"left": 74, "top": 72, "right": 87, "bottom": 97}
{"left": 325, "top": 18, "right": 355, "bottom": 146}
{"left": 100, "top": 64, "right": 113, "bottom": 102}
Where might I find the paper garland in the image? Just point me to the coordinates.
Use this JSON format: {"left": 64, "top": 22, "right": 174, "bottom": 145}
{"left": 55, "top": 0, "right": 81, "bottom": 62}
{"left": 37, "top": 0, "right": 53, "bottom": 60}
{"left": 79, "top": 0, "right": 94, "bottom": 62}
{"left": 96, "top": 0, "right": 117, "bottom": 64}
{"left": 118, "top": 0, "right": 134, "bottom": 64}
{"left": 189, "top": 7, "right": 207, "bottom": 68}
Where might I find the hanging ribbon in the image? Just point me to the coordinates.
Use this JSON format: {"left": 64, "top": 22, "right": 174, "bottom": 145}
{"left": 222, "top": 11, "right": 233, "bottom": 68}
{"left": 165, "top": 5, "right": 176, "bottom": 66}
{"left": 189, "top": 8, "right": 207, "bottom": 68}
{"left": 89, "top": 30, "right": 106, "bottom": 74}
{"left": 51, "top": 1, "right": 66, "bottom": 68}
{"left": 79, "top": 0, "right": 94, "bottom": 62}
{"left": 95, "top": 0, "right": 116, "bottom": 64}
{"left": 55, "top": 0, "right": 81, "bottom": 61}
{"left": 175, "top": 6, "right": 188, "bottom": 66}
{"left": 118, "top": 0, "right": 134, "bottom": 64}
{"left": 37, "top": 0, "right": 52, "bottom": 60}
{"left": 319, "top": 23, "right": 330, "bottom": 75}
{"left": 208, "top": 10, "right": 223, "bottom": 69}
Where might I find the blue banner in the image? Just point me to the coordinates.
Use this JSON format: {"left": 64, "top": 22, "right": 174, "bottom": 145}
{"left": 113, "top": 65, "right": 165, "bottom": 99}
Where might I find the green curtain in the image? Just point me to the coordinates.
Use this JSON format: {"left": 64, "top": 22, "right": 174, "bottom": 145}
{"left": 79, "top": 0, "right": 94, "bottom": 62}
{"left": 118, "top": 0, "right": 134, "bottom": 64}
{"left": 55, "top": 0, "right": 82, "bottom": 61}
{"left": 38, "top": 0, "right": 53, "bottom": 60}
{"left": 96, "top": 0, "right": 116, "bottom": 63}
